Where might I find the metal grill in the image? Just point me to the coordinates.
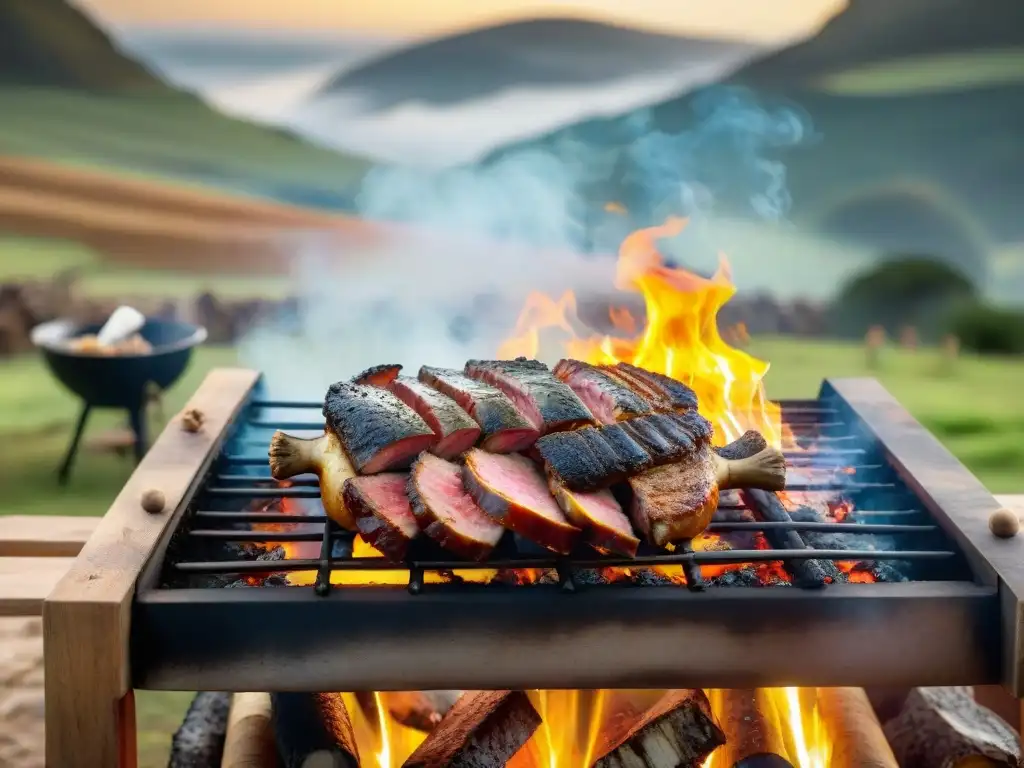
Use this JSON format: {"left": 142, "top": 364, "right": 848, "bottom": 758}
{"left": 156, "top": 396, "right": 970, "bottom": 595}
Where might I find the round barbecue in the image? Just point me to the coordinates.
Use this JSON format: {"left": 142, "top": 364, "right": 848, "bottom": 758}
{"left": 31, "top": 314, "right": 207, "bottom": 484}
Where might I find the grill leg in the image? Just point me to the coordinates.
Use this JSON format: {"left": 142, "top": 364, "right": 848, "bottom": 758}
{"left": 57, "top": 403, "right": 91, "bottom": 486}
{"left": 127, "top": 406, "right": 148, "bottom": 464}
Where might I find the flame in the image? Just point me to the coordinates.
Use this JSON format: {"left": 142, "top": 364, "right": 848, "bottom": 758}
{"left": 498, "top": 216, "right": 780, "bottom": 447}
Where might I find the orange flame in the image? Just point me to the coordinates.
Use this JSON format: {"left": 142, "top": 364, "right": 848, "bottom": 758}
{"left": 498, "top": 216, "right": 780, "bottom": 447}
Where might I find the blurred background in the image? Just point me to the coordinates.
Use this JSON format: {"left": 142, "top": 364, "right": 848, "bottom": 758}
{"left": 1, "top": 0, "right": 1022, "bottom": 762}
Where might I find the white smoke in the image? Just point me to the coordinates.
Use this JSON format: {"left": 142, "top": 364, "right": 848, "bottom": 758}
{"left": 238, "top": 86, "right": 811, "bottom": 399}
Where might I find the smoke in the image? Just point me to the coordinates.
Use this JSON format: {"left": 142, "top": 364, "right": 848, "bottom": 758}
{"left": 239, "top": 85, "right": 811, "bottom": 398}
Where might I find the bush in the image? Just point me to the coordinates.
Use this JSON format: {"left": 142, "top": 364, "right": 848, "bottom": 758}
{"left": 950, "top": 303, "right": 1024, "bottom": 355}
{"left": 829, "top": 255, "right": 977, "bottom": 340}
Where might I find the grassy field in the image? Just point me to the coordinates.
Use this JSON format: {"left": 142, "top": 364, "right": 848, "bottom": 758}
{"left": 0, "top": 88, "right": 368, "bottom": 199}
{"left": 1, "top": 336, "right": 1021, "bottom": 765}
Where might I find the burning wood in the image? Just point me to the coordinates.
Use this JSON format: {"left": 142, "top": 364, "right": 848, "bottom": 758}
{"left": 401, "top": 690, "right": 541, "bottom": 768}
{"left": 591, "top": 689, "right": 725, "bottom": 768}
{"left": 883, "top": 687, "right": 1020, "bottom": 768}
{"left": 354, "top": 691, "right": 462, "bottom": 733}
{"left": 711, "top": 689, "right": 788, "bottom": 766}
{"left": 271, "top": 693, "right": 360, "bottom": 768}
{"left": 167, "top": 691, "right": 231, "bottom": 768}
{"left": 222, "top": 692, "right": 276, "bottom": 768}
{"left": 817, "top": 687, "right": 897, "bottom": 768}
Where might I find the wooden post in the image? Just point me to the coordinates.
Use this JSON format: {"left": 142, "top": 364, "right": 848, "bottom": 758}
{"left": 43, "top": 368, "right": 260, "bottom": 768}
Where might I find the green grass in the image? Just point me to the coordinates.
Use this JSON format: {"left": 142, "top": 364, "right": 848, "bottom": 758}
{"left": 814, "top": 49, "right": 1024, "bottom": 96}
{"left": 0, "top": 236, "right": 295, "bottom": 298}
{"left": 0, "top": 88, "right": 369, "bottom": 195}
{"left": 1, "top": 337, "right": 1021, "bottom": 765}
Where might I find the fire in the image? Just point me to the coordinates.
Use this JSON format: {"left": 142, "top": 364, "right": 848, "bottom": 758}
{"left": 498, "top": 216, "right": 780, "bottom": 447}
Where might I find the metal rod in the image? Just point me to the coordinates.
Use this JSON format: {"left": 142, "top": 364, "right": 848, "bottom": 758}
{"left": 248, "top": 420, "right": 324, "bottom": 430}
{"left": 193, "top": 511, "right": 330, "bottom": 524}
{"left": 742, "top": 488, "right": 829, "bottom": 587}
{"left": 185, "top": 521, "right": 936, "bottom": 542}
{"left": 205, "top": 487, "right": 322, "bottom": 499}
{"left": 171, "top": 548, "right": 956, "bottom": 575}
{"left": 214, "top": 475, "right": 319, "bottom": 486}
{"left": 251, "top": 400, "right": 322, "bottom": 409}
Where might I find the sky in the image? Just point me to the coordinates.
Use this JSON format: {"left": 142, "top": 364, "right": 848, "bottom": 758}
{"left": 76, "top": 0, "right": 848, "bottom": 43}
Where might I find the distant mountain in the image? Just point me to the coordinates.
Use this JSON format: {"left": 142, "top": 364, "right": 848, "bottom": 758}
{"left": 311, "top": 18, "right": 756, "bottom": 111}
{"left": 0, "top": 0, "right": 169, "bottom": 89}
{"left": 475, "top": 0, "right": 1024, "bottom": 278}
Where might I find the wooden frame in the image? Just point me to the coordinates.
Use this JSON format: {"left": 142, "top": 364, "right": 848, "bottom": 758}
{"left": 42, "top": 367, "right": 260, "bottom": 768}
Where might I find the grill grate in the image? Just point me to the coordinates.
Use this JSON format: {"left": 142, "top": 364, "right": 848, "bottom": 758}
{"left": 158, "top": 396, "right": 969, "bottom": 595}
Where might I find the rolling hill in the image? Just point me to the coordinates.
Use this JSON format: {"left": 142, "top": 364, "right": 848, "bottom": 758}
{"left": 0, "top": 0, "right": 370, "bottom": 206}
{"left": 310, "top": 18, "right": 756, "bottom": 111}
{"left": 476, "top": 0, "right": 1024, "bottom": 277}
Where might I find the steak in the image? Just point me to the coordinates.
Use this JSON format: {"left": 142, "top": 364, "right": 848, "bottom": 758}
{"left": 418, "top": 366, "right": 539, "bottom": 453}
{"left": 464, "top": 358, "right": 595, "bottom": 433}
{"left": 598, "top": 364, "right": 676, "bottom": 411}
{"left": 629, "top": 447, "right": 720, "bottom": 548}
{"left": 462, "top": 449, "right": 580, "bottom": 555}
{"left": 352, "top": 363, "right": 403, "bottom": 387}
{"left": 599, "top": 423, "right": 654, "bottom": 474}
{"left": 324, "top": 381, "right": 437, "bottom": 473}
{"left": 549, "top": 481, "right": 639, "bottom": 558}
{"left": 620, "top": 416, "right": 684, "bottom": 465}
{"left": 268, "top": 429, "right": 358, "bottom": 530}
{"left": 342, "top": 473, "right": 420, "bottom": 561}
{"left": 408, "top": 452, "right": 505, "bottom": 561}
{"left": 388, "top": 376, "right": 481, "bottom": 459}
{"left": 615, "top": 362, "right": 698, "bottom": 411}
{"left": 552, "top": 358, "right": 653, "bottom": 424}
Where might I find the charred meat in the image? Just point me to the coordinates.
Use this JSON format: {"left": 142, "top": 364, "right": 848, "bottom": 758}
{"left": 388, "top": 376, "right": 481, "bottom": 459}
{"left": 343, "top": 473, "right": 420, "bottom": 561}
{"left": 553, "top": 358, "right": 653, "bottom": 424}
{"left": 464, "top": 358, "right": 594, "bottom": 433}
{"left": 409, "top": 452, "right": 505, "bottom": 561}
{"left": 620, "top": 416, "right": 685, "bottom": 465}
{"left": 615, "top": 362, "right": 698, "bottom": 411}
{"left": 418, "top": 366, "right": 539, "bottom": 453}
{"left": 549, "top": 481, "right": 639, "bottom": 557}
{"left": 352, "top": 363, "right": 403, "bottom": 387}
{"left": 269, "top": 429, "right": 357, "bottom": 530}
{"left": 324, "top": 381, "right": 436, "bottom": 474}
{"left": 462, "top": 449, "right": 580, "bottom": 555}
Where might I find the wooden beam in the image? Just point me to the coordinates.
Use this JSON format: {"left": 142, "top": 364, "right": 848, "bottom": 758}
{"left": 0, "top": 556, "right": 76, "bottom": 617}
{"left": 43, "top": 368, "right": 260, "bottom": 768}
{"left": 0, "top": 515, "right": 99, "bottom": 558}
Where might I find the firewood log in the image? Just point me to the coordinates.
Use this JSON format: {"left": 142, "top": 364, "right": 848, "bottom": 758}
{"left": 221, "top": 692, "right": 277, "bottom": 768}
{"left": 355, "top": 691, "right": 463, "bottom": 732}
{"left": 591, "top": 689, "right": 725, "bottom": 768}
{"left": 167, "top": 691, "right": 232, "bottom": 768}
{"left": 709, "top": 689, "right": 788, "bottom": 766}
{"left": 883, "top": 687, "right": 1020, "bottom": 768}
{"left": 817, "top": 687, "right": 897, "bottom": 768}
{"left": 402, "top": 690, "right": 541, "bottom": 768}
{"left": 271, "top": 693, "right": 360, "bottom": 768}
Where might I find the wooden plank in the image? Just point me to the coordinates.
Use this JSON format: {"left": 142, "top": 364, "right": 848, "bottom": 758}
{"left": 825, "top": 378, "right": 1024, "bottom": 695}
{"left": 0, "top": 516, "right": 100, "bottom": 558}
{"left": 0, "top": 557, "right": 76, "bottom": 617}
{"left": 43, "top": 367, "right": 260, "bottom": 768}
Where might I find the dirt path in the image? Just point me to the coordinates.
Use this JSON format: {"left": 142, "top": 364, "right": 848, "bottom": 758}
{"left": 0, "top": 617, "right": 44, "bottom": 768}
{"left": 0, "top": 155, "right": 391, "bottom": 275}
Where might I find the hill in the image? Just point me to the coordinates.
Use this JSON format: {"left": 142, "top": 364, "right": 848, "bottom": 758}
{"left": 476, "top": 0, "right": 1024, "bottom": 274}
{"left": 0, "top": 0, "right": 169, "bottom": 89}
{"left": 0, "top": 0, "right": 370, "bottom": 206}
{"left": 312, "top": 18, "right": 754, "bottom": 110}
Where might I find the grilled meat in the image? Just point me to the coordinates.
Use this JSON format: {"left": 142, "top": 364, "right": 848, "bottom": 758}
{"left": 598, "top": 364, "right": 676, "bottom": 411}
{"left": 464, "top": 358, "right": 595, "bottom": 433}
{"left": 418, "top": 366, "right": 539, "bottom": 453}
{"left": 620, "top": 416, "right": 683, "bottom": 465}
{"left": 462, "top": 449, "right": 580, "bottom": 555}
{"left": 599, "top": 423, "right": 654, "bottom": 474}
{"left": 409, "top": 452, "right": 505, "bottom": 561}
{"left": 324, "top": 381, "right": 437, "bottom": 474}
{"left": 614, "top": 362, "right": 698, "bottom": 411}
{"left": 549, "top": 481, "right": 639, "bottom": 557}
{"left": 343, "top": 473, "right": 420, "bottom": 561}
{"left": 388, "top": 376, "right": 481, "bottom": 459}
{"left": 268, "top": 429, "right": 357, "bottom": 530}
{"left": 630, "top": 430, "right": 787, "bottom": 547}
{"left": 553, "top": 358, "right": 653, "bottom": 424}
{"left": 352, "top": 363, "right": 403, "bottom": 387}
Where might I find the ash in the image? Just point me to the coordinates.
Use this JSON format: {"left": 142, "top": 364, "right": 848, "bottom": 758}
{"left": 708, "top": 568, "right": 791, "bottom": 588}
